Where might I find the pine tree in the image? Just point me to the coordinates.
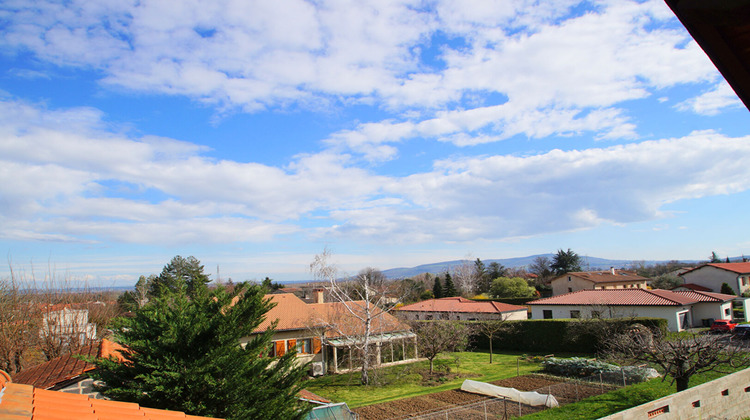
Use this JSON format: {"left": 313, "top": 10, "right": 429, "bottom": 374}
{"left": 444, "top": 272, "right": 457, "bottom": 297}
{"left": 93, "top": 279, "right": 311, "bottom": 419}
{"left": 433, "top": 276, "right": 443, "bottom": 299}
{"left": 148, "top": 255, "right": 211, "bottom": 299}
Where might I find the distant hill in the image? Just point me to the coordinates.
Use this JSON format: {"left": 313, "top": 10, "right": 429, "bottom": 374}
{"left": 381, "top": 254, "right": 701, "bottom": 279}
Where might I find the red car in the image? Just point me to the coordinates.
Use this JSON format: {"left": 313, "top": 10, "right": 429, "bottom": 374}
{"left": 710, "top": 319, "right": 737, "bottom": 333}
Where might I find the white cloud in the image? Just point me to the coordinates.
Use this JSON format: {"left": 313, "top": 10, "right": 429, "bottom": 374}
{"left": 675, "top": 82, "right": 743, "bottom": 116}
{"left": 2, "top": 98, "right": 750, "bottom": 248}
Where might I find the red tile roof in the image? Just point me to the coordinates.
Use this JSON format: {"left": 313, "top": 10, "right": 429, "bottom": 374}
{"left": 254, "top": 293, "right": 410, "bottom": 338}
{"left": 298, "top": 389, "right": 331, "bottom": 404}
{"left": 0, "top": 370, "right": 220, "bottom": 420}
{"left": 552, "top": 270, "right": 648, "bottom": 284}
{"left": 673, "top": 283, "right": 712, "bottom": 292}
{"left": 528, "top": 288, "right": 732, "bottom": 306}
{"left": 398, "top": 297, "right": 526, "bottom": 314}
{"left": 13, "top": 340, "right": 126, "bottom": 390}
{"left": 682, "top": 262, "right": 750, "bottom": 276}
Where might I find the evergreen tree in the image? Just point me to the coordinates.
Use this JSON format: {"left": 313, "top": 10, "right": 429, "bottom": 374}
{"left": 444, "top": 272, "right": 457, "bottom": 297}
{"left": 487, "top": 262, "right": 506, "bottom": 281}
{"left": 433, "top": 276, "right": 443, "bottom": 299}
{"left": 94, "top": 281, "right": 310, "bottom": 419}
{"left": 551, "top": 248, "right": 583, "bottom": 275}
{"left": 474, "top": 258, "right": 492, "bottom": 294}
{"left": 148, "top": 255, "right": 211, "bottom": 299}
{"left": 721, "top": 282, "right": 737, "bottom": 295}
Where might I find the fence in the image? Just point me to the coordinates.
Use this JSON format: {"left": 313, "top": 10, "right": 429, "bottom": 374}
{"left": 388, "top": 373, "right": 622, "bottom": 420}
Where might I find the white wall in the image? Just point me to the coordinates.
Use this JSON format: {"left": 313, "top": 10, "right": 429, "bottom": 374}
{"left": 682, "top": 266, "right": 747, "bottom": 294}
{"left": 530, "top": 304, "right": 692, "bottom": 331}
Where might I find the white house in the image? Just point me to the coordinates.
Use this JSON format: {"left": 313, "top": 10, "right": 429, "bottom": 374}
{"left": 40, "top": 306, "right": 97, "bottom": 347}
{"left": 397, "top": 297, "right": 528, "bottom": 321}
{"left": 679, "top": 262, "right": 750, "bottom": 295}
{"left": 528, "top": 289, "right": 735, "bottom": 332}
{"left": 550, "top": 269, "right": 649, "bottom": 296}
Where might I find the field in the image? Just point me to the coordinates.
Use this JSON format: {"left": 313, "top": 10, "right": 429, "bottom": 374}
{"left": 353, "top": 374, "right": 613, "bottom": 419}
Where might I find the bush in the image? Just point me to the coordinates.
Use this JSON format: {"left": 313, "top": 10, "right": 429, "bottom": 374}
{"left": 469, "top": 318, "right": 668, "bottom": 354}
{"left": 541, "top": 357, "right": 659, "bottom": 383}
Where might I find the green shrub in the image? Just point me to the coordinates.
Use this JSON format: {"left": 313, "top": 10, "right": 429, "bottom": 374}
{"left": 541, "top": 357, "right": 658, "bottom": 383}
{"left": 469, "top": 318, "right": 668, "bottom": 353}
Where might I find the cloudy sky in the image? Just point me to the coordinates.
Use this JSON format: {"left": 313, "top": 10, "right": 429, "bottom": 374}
{"left": 1, "top": 0, "right": 749, "bottom": 286}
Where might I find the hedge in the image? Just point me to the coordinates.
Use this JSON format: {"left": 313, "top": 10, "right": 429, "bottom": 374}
{"left": 468, "top": 317, "right": 668, "bottom": 354}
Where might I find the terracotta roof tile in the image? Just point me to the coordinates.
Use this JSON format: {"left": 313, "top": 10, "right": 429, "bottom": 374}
{"left": 552, "top": 270, "right": 648, "bottom": 284}
{"left": 672, "top": 290, "right": 736, "bottom": 302}
{"left": 398, "top": 297, "right": 526, "bottom": 314}
{"left": 13, "top": 340, "right": 126, "bottom": 390}
{"left": 298, "top": 389, "right": 332, "bottom": 404}
{"left": 254, "top": 293, "right": 410, "bottom": 338}
{"left": 528, "top": 288, "right": 712, "bottom": 306}
{"left": 674, "top": 283, "right": 712, "bottom": 292}
{"left": 0, "top": 371, "right": 221, "bottom": 420}
{"left": 682, "top": 262, "right": 750, "bottom": 275}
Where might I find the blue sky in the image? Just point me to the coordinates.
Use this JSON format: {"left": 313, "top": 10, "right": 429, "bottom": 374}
{"left": 1, "top": 0, "right": 749, "bottom": 286}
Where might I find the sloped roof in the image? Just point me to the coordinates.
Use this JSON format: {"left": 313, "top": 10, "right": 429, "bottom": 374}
{"left": 308, "top": 300, "right": 411, "bottom": 339}
{"left": 13, "top": 339, "right": 126, "bottom": 389}
{"left": 672, "top": 290, "right": 736, "bottom": 303}
{"left": 528, "top": 288, "right": 714, "bottom": 306}
{"left": 665, "top": 0, "right": 750, "bottom": 111}
{"left": 298, "top": 389, "right": 331, "bottom": 404}
{"left": 0, "top": 370, "right": 219, "bottom": 420}
{"left": 254, "top": 293, "right": 320, "bottom": 333}
{"left": 398, "top": 297, "right": 526, "bottom": 314}
{"left": 672, "top": 283, "right": 712, "bottom": 292}
{"left": 552, "top": 270, "right": 648, "bottom": 285}
{"left": 681, "top": 262, "right": 750, "bottom": 276}
{"left": 253, "top": 293, "right": 410, "bottom": 338}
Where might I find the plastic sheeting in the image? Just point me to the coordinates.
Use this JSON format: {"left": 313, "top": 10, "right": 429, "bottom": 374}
{"left": 460, "top": 379, "right": 559, "bottom": 408}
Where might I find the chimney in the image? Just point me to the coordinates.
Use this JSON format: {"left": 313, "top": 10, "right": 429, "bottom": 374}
{"left": 313, "top": 288, "right": 324, "bottom": 304}
{"left": 610, "top": 267, "right": 615, "bottom": 275}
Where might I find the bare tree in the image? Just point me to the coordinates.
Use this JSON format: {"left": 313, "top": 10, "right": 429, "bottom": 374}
{"left": 604, "top": 328, "right": 750, "bottom": 391}
{"left": 451, "top": 260, "right": 476, "bottom": 296}
{"left": 474, "top": 320, "right": 516, "bottom": 364}
{"left": 0, "top": 265, "right": 40, "bottom": 373}
{"left": 411, "top": 320, "right": 470, "bottom": 373}
{"left": 309, "top": 248, "right": 412, "bottom": 385}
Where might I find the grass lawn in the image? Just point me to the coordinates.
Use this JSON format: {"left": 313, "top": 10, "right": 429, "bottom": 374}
{"left": 520, "top": 362, "right": 748, "bottom": 419}
{"left": 305, "top": 350, "right": 547, "bottom": 408}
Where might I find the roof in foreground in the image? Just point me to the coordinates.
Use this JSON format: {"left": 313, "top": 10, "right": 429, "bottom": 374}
{"left": 13, "top": 339, "right": 126, "bottom": 390}
{"left": 398, "top": 297, "right": 527, "bottom": 313}
{"left": 528, "top": 288, "right": 735, "bottom": 306}
{"left": 0, "top": 370, "right": 220, "bottom": 420}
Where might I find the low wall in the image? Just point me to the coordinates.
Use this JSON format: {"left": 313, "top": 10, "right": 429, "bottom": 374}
{"left": 599, "top": 367, "right": 750, "bottom": 420}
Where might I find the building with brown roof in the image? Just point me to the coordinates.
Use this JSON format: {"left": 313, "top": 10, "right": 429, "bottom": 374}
{"left": 680, "top": 262, "right": 750, "bottom": 295}
{"left": 241, "top": 292, "right": 417, "bottom": 375}
{"left": 550, "top": 268, "right": 649, "bottom": 296}
{"left": 0, "top": 369, "right": 221, "bottom": 420}
{"left": 12, "top": 339, "right": 125, "bottom": 397}
{"left": 396, "top": 297, "right": 528, "bottom": 321}
{"left": 528, "top": 289, "right": 736, "bottom": 331}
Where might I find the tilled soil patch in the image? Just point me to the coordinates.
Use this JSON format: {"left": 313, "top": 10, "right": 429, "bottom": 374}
{"left": 353, "top": 374, "right": 613, "bottom": 420}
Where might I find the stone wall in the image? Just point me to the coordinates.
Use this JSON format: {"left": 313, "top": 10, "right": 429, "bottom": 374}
{"left": 599, "top": 367, "right": 750, "bottom": 420}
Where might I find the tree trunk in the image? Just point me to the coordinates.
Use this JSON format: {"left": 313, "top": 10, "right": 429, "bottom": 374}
{"left": 489, "top": 335, "right": 493, "bottom": 364}
{"left": 676, "top": 376, "right": 689, "bottom": 392}
{"left": 429, "top": 358, "right": 434, "bottom": 373}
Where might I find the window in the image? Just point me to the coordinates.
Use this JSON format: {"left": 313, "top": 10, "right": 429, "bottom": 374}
{"left": 415, "top": 314, "right": 419, "bottom": 320}
{"left": 568, "top": 287, "right": 573, "bottom": 293}
{"left": 297, "top": 338, "right": 312, "bottom": 354}
{"left": 440, "top": 313, "right": 449, "bottom": 320}
{"left": 591, "top": 310, "right": 601, "bottom": 319}
{"left": 570, "top": 310, "right": 580, "bottom": 319}
{"left": 426, "top": 314, "right": 433, "bottom": 320}
{"left": 543, "top": 310, "right": 553, "bottom": 319}
{"left": 725, "top": 308, "right": 731, "bottom": 316}
{"left": 568, "top": 276, "right": 571, "bottom": 282}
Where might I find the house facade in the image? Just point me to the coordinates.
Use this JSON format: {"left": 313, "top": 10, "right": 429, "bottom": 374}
{"left": 241, "top": 293, "right": 418, "bottom": 376}
{"left": 396, "top": 297, "right": 528, "bottom": 321}
{"left": 528, "top": 289, "right": 735, "bottom": 331}
{"left": 679, "top": 262, "right": 750, "bottom": 295}
{"left": 550, "top": 269, "right": 649, "bottom": 296}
